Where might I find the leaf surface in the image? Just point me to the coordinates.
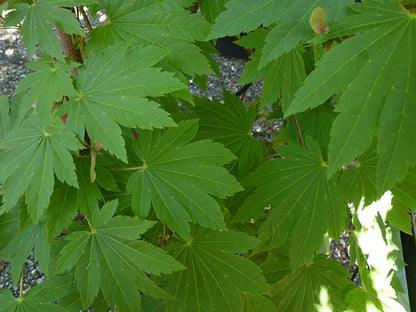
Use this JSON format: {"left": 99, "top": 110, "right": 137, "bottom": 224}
{"left": 271, "top": 255, "right": 355, "bottom": 311}
{"left": 0, "top": 115, "right": 82, "bottom": 219}
{"left": 127, "top": 120, "right": 242, "bottom": 239}
{"left": 64, "top": 44, "right": 182, "bottom": 161}
{"left": 285, "top": 1, "right": 416, "bottom": 190}
{"left": 235, "top": 140, "right": 345, "bottom": 268}
{"left": 15, "top": 55, "right": 77, "bottom": 119}
{"left": 57, "top": 200, "right": 184, "bottom": 311}
{"left": 166, "top": 227, "right": 270, "bottom": 312}
{"left": 4, "top": 0, "right": 87, "bottom": 58}
{"left": 86, "top": 0, "right": 213, "bottom": 76}
{"left": 191, "top": 91, "right": 264, "bottom": 176}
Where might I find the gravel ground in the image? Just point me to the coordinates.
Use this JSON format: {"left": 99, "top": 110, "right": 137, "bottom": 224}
{"left": 0, "top": 12, "right": 357, "bottom": 311}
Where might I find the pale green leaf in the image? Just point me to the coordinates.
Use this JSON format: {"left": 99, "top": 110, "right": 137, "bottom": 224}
{"left": 209, "top": 0, "right": 289, "bottom": 39}
{"left": 0, "top": 115, "right": 82, "bottom": 220}
{"left": 5, "top": 0, "right": 84, "bottom": 58}
{"left": 15, "top": 55, "right": 77, "bottom": 120}
{"left": 166, "top": 227, "right": 270, "bottom": 312}
{"left": 57, "top": 201, "right": 183, "bottom": 311}
{"left": 260, "top": 0, "right": 329, "bottom": 67}
{"left": 86, "top": 0, "right": 213, "bottom": 76}
{"left": 64, "top": 44, "right": 182, "bottom": 161}
{"left": 127, "top": 120, "right": 242, "bottom": 239}
{"left": 0, "top": 289, "right": 65, "bottom": 312}
{"left": 285, "top": 3, "right": 416, "bottom": 190}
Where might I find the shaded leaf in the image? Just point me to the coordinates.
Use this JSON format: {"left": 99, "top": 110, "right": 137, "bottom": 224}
{"left": 191, "top": 91, "right": 264, "bottom": 176}
{"left": 235, "top": 139, "right": 346, "bottom": 268}
{"left": 166, "top": 227, "right": 270, "bottom": 312}
{"left": 271, "top": 255, "right": 355, "bottom": 311}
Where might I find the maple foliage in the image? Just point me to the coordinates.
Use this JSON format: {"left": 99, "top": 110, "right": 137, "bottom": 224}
{"left": 0, "top": 0, "right": 415, "bottom": 311}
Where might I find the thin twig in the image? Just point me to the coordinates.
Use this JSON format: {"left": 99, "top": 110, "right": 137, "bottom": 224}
{"left": 79, "top": 6, "right": 93, "bottom": 32}
{"left": 292, "top": 114, "right": 305, "bottom": 147}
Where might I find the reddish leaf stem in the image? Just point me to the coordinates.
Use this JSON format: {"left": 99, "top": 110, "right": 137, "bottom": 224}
{"left": 292, "top": 114, "right": 305, "bottom": 148}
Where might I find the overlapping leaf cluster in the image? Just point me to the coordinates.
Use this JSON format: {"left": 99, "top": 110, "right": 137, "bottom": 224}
{"left": 0, "top": 0, "right": 415, "bottom": 311}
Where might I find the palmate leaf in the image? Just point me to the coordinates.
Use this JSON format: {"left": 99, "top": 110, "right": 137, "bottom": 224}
{"left": 86, "top": 0, "right": 213, "bottom": 76}
{"left": 271, "top": 255, "right": 355, "bottom": 311}
{"left": 56, "top": 200, "right": 184, "bottom": 312}
{"left": 234, "top": 139, "right": 346, "bottom": 268}
{"left": 0, "top": 114, "right": 83, "bottom": 220}
{"left": 236, "top": 30, "right": 306, "bottom": 109}
{"left": 0, "top": 219, "right": 50, "bottom": 283}
{"left": 199, "top": 0, "right": 226, "bottom": 24}
{"left": 210, "top": 0, "right": 352, "bottom": 66}
{"left": 15, "top": 55, "right": 78, "bottom": 120}
{"left": 285, "top": 1, "right": 416, "bottom": 192}
{"left": 127, "top": 119, "right": 243, "bottom": 240}
{"left": 63, "top": 44, "right": 183, "bottom": 162}
{"left": 190, "top": 91, "right": 264, "bottom": 176}
{"left": 388, "top": 167, "right": 416, "bottom": 234}
{"left": 0, "top": 290, "right": 65, "bottom": 312}
{"left": 4, "top": 0, "right": 94, "bottom": 58}
{"left": 338, "top": 141, "right": 379, "bottom": 206}
{"left": 166, "top": 227, "right": 270, "bottom": 312}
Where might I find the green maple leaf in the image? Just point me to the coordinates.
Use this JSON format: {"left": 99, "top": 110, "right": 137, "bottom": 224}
{"left": 0, "top": 96, "right": 14, "bottom": 140}
{"left": 199, "top": 0, "right": 226, "bottom": 24}
{"left": 285, "top": 1, "right": 416, "bottom": 192}
{"left": 234, "top": 139, "right": 346, "bottom": 268}
{"left": 15, "top": 55, "right": 78, "bottom": 120}
{"left": 127, "top": 119, "right": 243, "bottom": 239}
{"left": 56, "top": 200, "right": 184, "bottom": 311}
{"left": 0, "top": 290, "right": 65, "bottom": 312}
{"left": 0, "top": 114, "right": 83, "bottom": 220}
{"left": 0, "top": 218, "right": 50, "bottom": 282}
{"left": 338, "top": 142, "right": 379, "bottom": 206}
{"left": 210, "top": 0, "right": 352, "bottom": 66}
{"left": 62, "top": 44, "right": 183, "bottom": 162}
{"left": 344, "top": 287, "right": 383, "bottom": 312}
{"left": 0, "top": 210, "right": 18, "bottom": 252}
{"left": 237, "top": 30, "right": 306, "bottom": 109}
{"left": 4, "top": 0, "right": 94, "bottom": 58}
{"left": 242, "top": 294, "right": 277, "bottom": 312}
{"left": 86, "top": 0, "right": 213, "bottom": 76}
{"left": 45, "top": 182, "right": 78, "bottom": 239}
{"left": 190, "top": 91, "right": 264, "bottom": 176}
{"left": 271, "top": 255, "right": 355, "bottom": 311}
{"left": 388, "top": 167, "right": 416, "bottom": 234}
{"left": 166, "top": 227, "right": 270, "bottom": 312}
